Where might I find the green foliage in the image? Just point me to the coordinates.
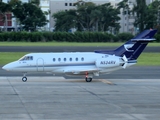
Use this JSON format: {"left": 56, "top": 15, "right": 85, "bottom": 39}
{"left": 53, "top": 10, "right": 77, "bottom": 31}
{"left": 29, "top": 32, "right": 43, "bottom": 42}
{"left": 117, "top": 32, "right": 134, "bottom": 42}
{"left": 132, "top": 0, "right": 160, "bottom": 32}
{"left": 9, "top": 0, "right": 48, "bottom": 31}
{"left": 0, "top": 32, "right": 8, "bottom": 41}
{"left": 0, "top": 31, "right": 159, "bottom": 43}
{"left": 42, "top": 32, "right": 53, "bottom": 42}
{"left": 0, "top": 0, "right": 48, "bottom": 31}
{"left": 52, "top": 1, "right": 120, "bottom": 32}
{"left": 155, "top": 34, "right": 160, "bottom": 42}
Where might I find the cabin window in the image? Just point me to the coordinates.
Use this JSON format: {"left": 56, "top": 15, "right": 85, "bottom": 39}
{"left": 70, "top": 58, "right": 72, "bottom": 61}
{"left": 105, "top": 55, "right": 108, "bottom": 57}
{"left": 64, "top": 58, "right": 66, "bottom": 61}
{"left": 58, "top": 58, "right": 61, "bottom": 61}
{"left": 53, "top": 58, "right": 56, "bottom": 62}
{"left": 81, "top": 57, "right": 84, "bottom": 61}
{"left": 76, "top": 58, "right": 78, "bottom": 61}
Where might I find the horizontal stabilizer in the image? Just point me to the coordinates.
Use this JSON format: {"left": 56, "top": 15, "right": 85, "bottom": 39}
{"left": 131, "top": 38, "right": 156, "bottom": 42}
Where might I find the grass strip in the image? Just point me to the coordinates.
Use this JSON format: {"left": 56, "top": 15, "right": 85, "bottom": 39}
{"left": 0, "top": 52, "right": 28, "bottom": 65}
{"left": 137, "top": 53, "right": 160, "bottom": 66}
{"left": 0, "top": 52, "right": 159, "bottom": 66}
{"left": 0, "top": 42, "right": 160, "bottom": 47}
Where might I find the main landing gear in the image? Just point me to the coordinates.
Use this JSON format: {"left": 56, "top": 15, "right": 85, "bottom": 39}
{"left": 22, "top": 73, "right": 27, "bottom": 82}
{"left": 85, "top": 72, "right": 92, "bottom": 82}
{"left": 85, "top": 77, "right": 92, "bottom": 82}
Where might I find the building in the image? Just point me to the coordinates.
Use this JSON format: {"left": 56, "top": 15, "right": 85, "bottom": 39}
{"left": 40, "top": 0, "right": 50, "bottom": 31}
{"left": 0, "top": 0, "right": 12, "bottom": 31}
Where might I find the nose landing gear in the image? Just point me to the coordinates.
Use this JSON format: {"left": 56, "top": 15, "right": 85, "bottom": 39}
{"left": 22, "top": 73, "right": 27, "bottom": 82}
{"left": 22, "top": 77, "right": 27, "bottom": 82}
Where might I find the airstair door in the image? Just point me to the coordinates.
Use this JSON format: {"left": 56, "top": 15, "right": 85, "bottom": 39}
{"left": 37, "top": 58, "right": 44, "bottom": 72}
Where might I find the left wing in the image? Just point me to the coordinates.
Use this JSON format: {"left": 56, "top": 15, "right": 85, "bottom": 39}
{"left": 64, "top": 68, "right": 100, "bottom": 76}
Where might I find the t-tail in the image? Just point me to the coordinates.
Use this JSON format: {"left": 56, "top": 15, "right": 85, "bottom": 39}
{"left": 95, "top": 29, "right": 157, "bottom": 60}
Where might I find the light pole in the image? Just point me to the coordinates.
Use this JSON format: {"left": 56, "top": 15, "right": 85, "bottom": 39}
{"left": 126, "top": 1, "right": 133, "bottom": 33}
{"left": 5, "top": 14, "right": 8, "bottom": 32}
{"left": 126, "top": 7, "right": 129, "bottom": 32}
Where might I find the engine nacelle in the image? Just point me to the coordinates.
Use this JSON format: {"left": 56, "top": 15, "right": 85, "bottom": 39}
{"left": 95, "top": 56, "right": 120, "bottom": 68}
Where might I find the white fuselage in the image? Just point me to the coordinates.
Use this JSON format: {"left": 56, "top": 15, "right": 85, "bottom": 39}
{"left": 2, "top": 52, "right": 136, "bottom": 77}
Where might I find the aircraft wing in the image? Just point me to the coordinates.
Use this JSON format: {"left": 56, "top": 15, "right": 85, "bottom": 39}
{"left": 64, "top": 68, "right": 99, "bottom": 75}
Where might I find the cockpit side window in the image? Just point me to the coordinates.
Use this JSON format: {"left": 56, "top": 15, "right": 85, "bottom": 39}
{"left": 19, "top": 56, "right": 33, "bottom": 61}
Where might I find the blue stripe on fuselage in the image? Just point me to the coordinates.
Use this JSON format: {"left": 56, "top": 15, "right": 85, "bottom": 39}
{"left": 16, "top": 62, "right": 95, "bottom": 68}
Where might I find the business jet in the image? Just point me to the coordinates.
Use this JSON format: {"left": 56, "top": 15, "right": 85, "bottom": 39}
{"left": 2, "top": 29, "right": 157, "bottom": 82}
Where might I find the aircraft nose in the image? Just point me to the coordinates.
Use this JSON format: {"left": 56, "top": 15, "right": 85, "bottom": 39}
{"left": 2, "top": 64, "right": 11, "bottom": 71}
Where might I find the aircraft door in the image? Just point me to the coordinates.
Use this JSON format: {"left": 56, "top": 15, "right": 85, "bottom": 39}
{"left": 37, "top": 58, "right": 44, "bottom": 72}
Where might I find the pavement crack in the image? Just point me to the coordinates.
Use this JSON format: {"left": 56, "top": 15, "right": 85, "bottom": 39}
{"left": 7, "top": 77, "right": 33, "bottom": 120}
{"left": 79, "top": 85, "right": 109, "bottom": 104}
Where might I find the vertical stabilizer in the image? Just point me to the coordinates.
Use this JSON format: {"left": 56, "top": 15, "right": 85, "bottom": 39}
{"left": 95, "top": 29, "right": 157, "bottom": 60}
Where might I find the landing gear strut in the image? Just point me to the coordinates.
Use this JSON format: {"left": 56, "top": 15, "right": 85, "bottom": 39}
{"left": 22, "top": 73, "right": 27, "bottom": 82}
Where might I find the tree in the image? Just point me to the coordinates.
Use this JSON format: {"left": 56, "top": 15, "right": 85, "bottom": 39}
{"left": 53, "top": 10, "right": 77, "bottom": 31}
{"left": 145, "top": 0, "right": 160, "bottom": 30}
{"left": 132, "top": 0, "right": 160, "bottom": 32}
{"left": 117, "top": 0, "right": 129, "bottom": 14}
{"left": 132, "top": 0, "right": 147, "bottom": 32}
{"left": 30, "top": 0, "right": 40, "bottom": 6}
{"left": 10, "top": 0, "right": 48, "bottom": 31}
{"left": 53, "top": 1, "right": 120, "bottom": 32}
{"left": 97, "top": 3, "right": 120, "bottom": 32}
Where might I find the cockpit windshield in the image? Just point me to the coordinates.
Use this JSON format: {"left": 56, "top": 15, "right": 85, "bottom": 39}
{"left": 19, "top": 56, "right": 33, "bottom": 61}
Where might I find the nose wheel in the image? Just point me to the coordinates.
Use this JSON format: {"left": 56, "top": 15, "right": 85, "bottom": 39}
{"left": 22, "top": 73, "right": 27, "bottom": 82}
{"left": 22, "top": 77, "right": 27, "bottom": 82}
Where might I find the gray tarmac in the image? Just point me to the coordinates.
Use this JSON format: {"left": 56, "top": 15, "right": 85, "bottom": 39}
{"left": 0, "top": 66, "right": 160, "bottom": 120}
{"left": 0, "top": 76, "right": 160, "bottom": 120}
{"left": 0, "top": 46, "right": 160, "bottom": 119}
{"left": 0, "top": 66, "right": 160, "bottom": 79}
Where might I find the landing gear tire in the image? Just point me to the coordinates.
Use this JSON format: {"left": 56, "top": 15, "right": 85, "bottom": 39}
{"left": 85, "top": 77, "right": 92, "bottom": 82}
{"left": 22, "top": 77, "right": 27, "bottom": 82}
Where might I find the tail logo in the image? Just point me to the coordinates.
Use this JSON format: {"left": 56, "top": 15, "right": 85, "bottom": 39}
{"left": 124, "top": 44, "right": 134, "bottom": 52}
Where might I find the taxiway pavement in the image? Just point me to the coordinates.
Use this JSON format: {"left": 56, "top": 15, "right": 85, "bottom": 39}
{"left": 0, "top": 66, "right": 160, "bottom": 79}
{"left": 0, "top": 76, "right": 160, "bottom": 120}
{"left": 0, "top": 46, "right": 160, "bottom": 119}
